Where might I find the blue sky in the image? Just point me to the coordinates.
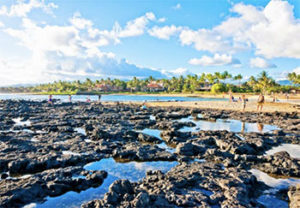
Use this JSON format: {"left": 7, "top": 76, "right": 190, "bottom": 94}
{"left": 0, "top": 0, "right": 299, "bottom": 86}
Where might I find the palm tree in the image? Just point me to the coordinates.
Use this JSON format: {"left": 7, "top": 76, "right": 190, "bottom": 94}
{"left": 233, "top": 74, "right": 243, "bottom": 86}
{"left": 256, "top": 71, "right": 277, "bottom": 93}
{"left": 288, "top": 72, "right": 300, "bottom": 85}
{"left": 206, "top": 73, "right": 216, "bottom": 85}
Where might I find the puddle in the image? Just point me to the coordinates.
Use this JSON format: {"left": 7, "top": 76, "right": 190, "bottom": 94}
{"left": 250, "top": 169, "right": 300, "bottom": 190}
{"left": 250, "top": 169, "right": 299, "bottom": 208}
{"left": 257, "top": 194, "right": 288, "bottom": 208}
{"left": 156, "top": 143, "right": 176, "bottom": 153}
{"left": 33, "top": 158, "right": 178, "bottom": 208}
{"left": 265, "top": 144, "right": 300, "bottom": 159}
{"left": 178, "top": 116, "right": 279, "bottom": 133}
{"left": 149, "top": 115, "right": 156, "bottom": 120}
{"left": 12, "top": 118, "right": 31, "bottom": 126}
{"left": 138, "top": 128, "right": 175, "bottom": 153}
{"left": 139, "top": 129, "right": 162, "bottom": 139}
{"left": 62, "top": 151, "right": 81, "bottom": 156}
{"left": 74, "top": 128, "right": 87, "bottom": 136}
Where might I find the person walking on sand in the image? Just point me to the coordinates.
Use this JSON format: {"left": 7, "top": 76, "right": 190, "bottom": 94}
{"left": 229, "top": 93, "right": 233, "bottom": 102}
{"left": 48, "top": 94, "right": 53, "bottom": 104}
{"left": 241, "top": 95, "right": 247, "bottom": 112}
{"left": 257, "top": 93, "right": 264, "bottom": 111}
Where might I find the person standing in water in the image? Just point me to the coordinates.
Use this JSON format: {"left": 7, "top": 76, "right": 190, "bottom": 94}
{"left": 86, "top": 96, "right": 91, "bottom": 103}
{"left": 257, "top": 93, "right": 264, "bottom": 111}
{"left": 98, "top": 94, "right": 102, "bottom": 102}
{"left": 48, "top": 94, "right": 53, "bottom": 104}
{"left": 68, "top": 95, "right": 72, "bottom": 102}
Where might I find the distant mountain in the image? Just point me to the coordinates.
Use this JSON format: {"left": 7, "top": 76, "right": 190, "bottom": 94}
{"left": 277, "top": 80, "right": 292, "bottom": 86}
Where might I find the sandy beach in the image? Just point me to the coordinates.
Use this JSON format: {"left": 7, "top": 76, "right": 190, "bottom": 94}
{"left": 144, "top": 100, "right": 300, "bottom": 113}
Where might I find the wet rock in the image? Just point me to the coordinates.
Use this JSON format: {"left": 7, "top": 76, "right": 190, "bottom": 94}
{"left": 288, "top": 184, "right": 300, "bottom": 208}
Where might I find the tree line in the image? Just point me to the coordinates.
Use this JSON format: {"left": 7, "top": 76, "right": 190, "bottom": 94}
{"left": 1, "top": 71, "right": 299, "bottom": 94}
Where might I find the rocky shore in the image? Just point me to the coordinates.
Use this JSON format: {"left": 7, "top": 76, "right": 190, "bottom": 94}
{"left": 0, "top": 99, "right": 299, "bottom": 207}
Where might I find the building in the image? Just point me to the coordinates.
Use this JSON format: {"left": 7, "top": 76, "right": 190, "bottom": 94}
{"left": 147, "top": 82, "right": 165, "bottom": 92}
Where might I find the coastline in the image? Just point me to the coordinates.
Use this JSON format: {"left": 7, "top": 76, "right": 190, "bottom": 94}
{"left": 114, "top": 100, "right": 299, "bottom": 113}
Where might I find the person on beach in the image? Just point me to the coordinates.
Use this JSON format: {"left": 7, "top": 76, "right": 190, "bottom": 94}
{"left": 68, "top": 95, "right": 72, "bottom": 102}
{"left": 229, "top": 93, "right": 234, "bottom": 102}
{"left": 98, "top": 94, "right": 102, "bottom": 102}
{"left": 257, "top": 93, "right": 264, "bottom": 111}
{"left": 141, "top": 101, "right": 147, "bottom": 110}
{"left": 241, "top": 95, "right": 247, "bottom": 111}
{"left": 48, "top": 94, "right": 53, "bottom": 104}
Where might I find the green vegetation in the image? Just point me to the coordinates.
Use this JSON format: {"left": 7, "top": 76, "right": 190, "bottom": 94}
{"left": 0, "top": 71, "right": 299, "bottom": 95}
{"left": 288, "top": 72, "right": 300, "bottom": 85}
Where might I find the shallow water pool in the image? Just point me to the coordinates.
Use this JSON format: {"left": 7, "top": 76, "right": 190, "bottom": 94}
{"left": 29, "top": 158, "right": 178, "bottom": 208}
{"left": 265, "top": 144, "right": 300, "bottom": 159}
{"left": 178, "top": 116, "right": 279, "bottom": 133}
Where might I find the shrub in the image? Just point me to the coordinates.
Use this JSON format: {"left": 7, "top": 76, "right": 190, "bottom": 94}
{"left": 211, "top": 83, "right": 228, "bottom": 93}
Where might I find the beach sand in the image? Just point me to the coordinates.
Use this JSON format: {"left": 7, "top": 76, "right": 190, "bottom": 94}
{"left": 144, "top": 100, "right": 299, "bottom": 113}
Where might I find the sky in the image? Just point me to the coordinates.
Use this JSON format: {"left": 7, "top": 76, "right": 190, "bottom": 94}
{"left": 0, "top": 0, "right": 299, "bottom": 86}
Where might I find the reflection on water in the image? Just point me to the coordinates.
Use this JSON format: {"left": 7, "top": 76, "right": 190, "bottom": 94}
{"left": 250, "top": 169, "right": 300, "bottom": 208}
{"left": 257, "top": 194, "right": 288, "bottom": 208}
{"left": 74, "top": 127, "right": 87, "bottom": 136}
{"left": 32, "top": 158, "right": 177, "bottom": 208}
{"left": 139, "top": 129, "right": 162, "bottom": 140}
{"left": 178, "top": 116, "right": 279, "bottom": 133}
{"left": 138, "top": 128, "right": 175, "bottom": 153}
{"left": 265, "top": 144, "right": 300, "bottom": 159}
{"left": 250, "top": 169, "right": 300, "bottom": 190}
{"left": 12, "top": 118, "right": 31, "bottom": 126}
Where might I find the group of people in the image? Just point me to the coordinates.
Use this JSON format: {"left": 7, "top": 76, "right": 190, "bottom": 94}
{"left": 229, "top": 93, "right": 265, "bottom": 112}
{"left": 48, "top": 94, "right": 102, "bottom": 104}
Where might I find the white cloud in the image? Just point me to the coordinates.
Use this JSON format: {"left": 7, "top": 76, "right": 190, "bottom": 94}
{"left": 250, "top": 57, "right": 277, "bottom": 68}
{"left": 173, "top": 3, "right": 181, "bottom": 10}
{"left": 179, "top": 29, "right": 233, "bottom": 53}
{"left": 148, "top": 25, "right": 182, "bottom": 40}
{"left": 117, "top": 12, "right": 156, "bottom": 38}
{"left": 158, "top": 17, "right": 166, "bottom": 23}
{"left": 1, "top": 12, "right": 166, "bottom": 85}
{"left": 189, "top": 53, "right": 240, "bottom": 66}
{"left": 154, "top": 0, "right": 300, "bottom": 59}
{"left": 293, "top": 67, "right": 300, "bottom": 75}
{"left": 0, "top": 0, "right": 58, "bottom": 17}
{"left": 162, "top": 67, "right": 191, "bottom": 77}
{"left": 171, "top": 67, "right": 188, "bottom": 75}
{"left": 70, "top": 12, "right": 93, "bottom": 30}
{"left": 0, "top": 21, "right": 4, "bottom": 28}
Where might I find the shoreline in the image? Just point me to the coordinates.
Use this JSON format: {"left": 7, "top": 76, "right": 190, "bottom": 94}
{"left": 1, "top": 91, "right": 300, "bottom": 100}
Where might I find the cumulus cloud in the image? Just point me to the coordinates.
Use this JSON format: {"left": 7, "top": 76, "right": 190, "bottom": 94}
{"left": 2, "top": 11, "right": 166, "bottom": 85}
{"left": 0, "top": 21, "right": 4, "bottom": 28}
{"left": 250, "top": 57, "right": 277, "bottom": 68}
{"left": 148, "top": 25, "right": 182, "bottom": 40}
{"left": 0, "top": 0, "right": 58, "bottom": 17}
{"left": 189, "top": 54, "right": 240, "bottom": 66}
{"left": 152, "top": 0, "right": 300, "bottom": 59}
{"left": 116, "top": 12, "right": 156, "bottom": 38}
